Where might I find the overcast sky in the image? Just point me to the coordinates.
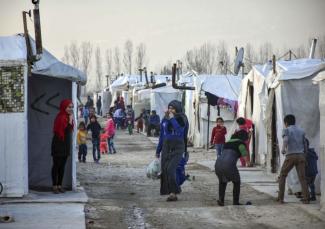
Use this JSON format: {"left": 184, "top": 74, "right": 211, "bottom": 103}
{"left": 1, "top": 0, "right": 325, "bottom": 72}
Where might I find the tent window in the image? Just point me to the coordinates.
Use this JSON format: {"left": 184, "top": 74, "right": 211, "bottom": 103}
{"left": 0, "top": 65, "right": 24, "bottom": 113}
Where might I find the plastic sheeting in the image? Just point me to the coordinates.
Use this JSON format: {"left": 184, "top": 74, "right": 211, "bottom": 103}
{"left": 110, "top": 75, "right": 171, "bottom": 91}
{"left": 278, "top": 59, "right": 325, "bottom": 81}
{"left": 150, "top": 86, "right": 182, "bottom": 119}
{"left": 201, "top": 75, "right": 242, "bottom": 101}
{"left": 0, "top": 34, "right": 86, "bottom": 84}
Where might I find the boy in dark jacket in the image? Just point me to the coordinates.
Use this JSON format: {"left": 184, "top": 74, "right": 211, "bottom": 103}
{"left": 87, "top": 115, "right": 102, "bottom": 163}
{"left": 305, "top": 139, "right": 318, "bottom": 201}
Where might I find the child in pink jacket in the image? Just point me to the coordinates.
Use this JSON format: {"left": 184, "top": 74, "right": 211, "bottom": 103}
{"left": 105, "top": 112, "right": 117, "bottom": 154}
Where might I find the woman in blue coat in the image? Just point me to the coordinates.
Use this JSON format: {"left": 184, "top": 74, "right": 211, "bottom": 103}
{"left": 156, "top": 100, "right": 189, "bottom": 201}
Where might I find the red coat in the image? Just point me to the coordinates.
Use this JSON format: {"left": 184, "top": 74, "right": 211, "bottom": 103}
{"left": 211, "top": 125, "right": 227, "bottom": 144}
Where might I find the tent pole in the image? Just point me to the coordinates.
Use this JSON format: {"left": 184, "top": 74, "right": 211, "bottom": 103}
{"left": 207, "top": 104, "right": 210, "bottom": 151}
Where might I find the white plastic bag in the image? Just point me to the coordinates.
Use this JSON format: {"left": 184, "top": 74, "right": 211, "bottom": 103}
{"left": 146, "top": 159, "right": 161, "bottom": 179}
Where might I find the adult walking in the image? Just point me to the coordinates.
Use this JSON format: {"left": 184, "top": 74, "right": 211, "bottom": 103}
{"left": 157, "top": 100, "right": 188, "bottom": 201}
{"left": 96, "top": 96, "right": 102, "bottom": 116}
{"left": 51, "top": 99, "right": 74, "bottom": 194}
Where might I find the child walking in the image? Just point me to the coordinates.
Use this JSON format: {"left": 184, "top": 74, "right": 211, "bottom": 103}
{"left": 210, "top": 117, "right": 227, "bottom": 158}
{"left": 277, "top": 114, "right": 309, "bottom": 204}
{"left": 77, "top": 122, "right": 88, "bottom": 163}
{"left": 105, "top": 112, "right": 117, "bottom": 154}
{"left": 305, "top": 139, "right": 318, "bottom": 201}
{"left": 87, "top": 115, "right": 102, "bottom": 163}
{"left": 100, "top": 130, "right": 109, "bottom": 154}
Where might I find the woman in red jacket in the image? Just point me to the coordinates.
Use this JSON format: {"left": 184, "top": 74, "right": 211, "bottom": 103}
{"left": 51, "top": 99, "right": 74, "bottom": 194}
{"left": 210, "top": 117, "right": 227, "bottom": 158}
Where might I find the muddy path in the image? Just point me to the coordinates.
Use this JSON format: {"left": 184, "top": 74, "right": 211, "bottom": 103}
{"left": 78, "top": 126, "right": 325, "bottom": 229}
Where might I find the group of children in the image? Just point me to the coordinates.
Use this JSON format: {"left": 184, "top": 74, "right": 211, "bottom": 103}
{"left": 211, "top": 115, "right": 318, "bottom": 205}
{"left": 77, "top": 113, "right": 117, "bottom": 163}
{"left": 210, "top": 117, "right": 252, "bottom": 167}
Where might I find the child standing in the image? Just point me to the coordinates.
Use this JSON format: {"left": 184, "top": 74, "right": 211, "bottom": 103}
{"left": 100, "top": 130, "right": 109, "bottom": 154}
{"left": 83, "top": 106, "right": 90, "bottom": 126}
{"left": 105, "top": 112, "right": 117, "bottom": 154}
{"left": 77, "top": 122, "right": 88, "bottom": 163}
{"left": 236, "top": 117, "right": 253, "bottom": 167}
{"left": 87, "top": 115, "right": 102, "bottom": 163}
{"left": 305, "top": 139, "right": 318, "bottom": 201}
{"left": 210, "top": 117, "right": 227, "bottom": 158}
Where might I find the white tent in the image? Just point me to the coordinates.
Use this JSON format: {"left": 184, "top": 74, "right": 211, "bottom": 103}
{"left": 181, "top": 75, "right": 242, "bottom": 148}
{"left": 150, "top": 86, "right": 182, "bottom": 119}
{"left": 110, "top": 74, "right": 171, "bottom": 109}
{"left": 267, "top": 58, "right": 325, "bottom": 193}
{"left": 312, "top": 71, "right": 325, "bottom": 209}
{"left": 0, "top": 35, "right": 86, "bottom": 197}
{"left": 238, "top": 63, "right": 272, "bottom": 165}
{"left": 240, "top": 58, "right": 325, "bottom": 193}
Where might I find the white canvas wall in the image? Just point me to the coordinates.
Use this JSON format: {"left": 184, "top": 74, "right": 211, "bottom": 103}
{"left": 319, "top": 81, "right": 325, "bottom": 209}
{"left": 0, "top": 62, "right": 28, "bottom": 197}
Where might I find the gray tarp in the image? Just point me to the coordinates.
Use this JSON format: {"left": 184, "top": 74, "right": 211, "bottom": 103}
{"left": 28, "top": 74, "right": 73, "bottom": 189}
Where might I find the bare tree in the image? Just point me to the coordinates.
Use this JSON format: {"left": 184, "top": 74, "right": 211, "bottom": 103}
{"left": 317, "top": 35, "right": 325, "bottom": 59}
{"left": 69, "top": 41, "right": 81, "bottom": 68}
{"left": 200, "top": 42, "right": 217, "bottom": 74}
{"left": 105, "top": 48, "right": 113, "bottom": 85}
{"left": 294, "top": 45, "right": 307, "bottom": 59}
{"left": 123, "top": 40, "right": 133, "bottom": 74}
{"left": 62, "top": 45, "right": 70, "bottom": 64}
{"left": 95, "top": 46, "right": 103, "bottom": 91}
{"left": 160, "top": 60, "right": 173, "bottom": 75}
{"left": 80, "top": 41, "right": 93, "bottom": 94}
{"left": 258, "top": 42, "right": 273, "bottom": 64}
{"left": 216, "top": 41, "right": 230, "bottom": 74}
{"left": 135, "top": 43, "right": 147, "bottom": 73}
{"left": 114, "top": 46, "right": 121, "bottom": 75}
{"left": 244, "top": 43, "right": 257, "bottom": 72}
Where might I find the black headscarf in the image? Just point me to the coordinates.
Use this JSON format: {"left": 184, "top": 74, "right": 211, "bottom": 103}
{"left": 168, "top": 100, "right": 186, "bottom": 127}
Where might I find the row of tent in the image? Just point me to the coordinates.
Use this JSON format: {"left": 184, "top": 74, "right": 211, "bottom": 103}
{"left": 107, "top": 57, "right": 325, "bottom": 210}
{"left": 109, "top": 72, "right": 242, "bottom": 149}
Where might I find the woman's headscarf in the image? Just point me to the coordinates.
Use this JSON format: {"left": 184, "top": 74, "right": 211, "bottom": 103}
{"left": 53, "top": 99, "right": 74, "bottom": 140}
{"left": 168, "top": 100, "right": 187, "bottom": 127}
{"left": 168, "top": 100, "right": 183, "bottom": 113}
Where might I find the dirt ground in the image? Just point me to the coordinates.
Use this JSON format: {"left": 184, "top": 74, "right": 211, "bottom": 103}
{"left": 77, "top": 120, "right": 325, "bottom": 229}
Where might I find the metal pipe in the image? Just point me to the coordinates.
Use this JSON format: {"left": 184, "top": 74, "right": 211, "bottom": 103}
{"left": 309, "top": 38, "right": 317, "bottom": 59}
{"left": 272, "top": 55, "right": 276, "bottom": 74}
{"left": 22, "top": 10, "right": 34, "bottom": 71}
{"left": 172, "top": 63, "right": 195, "bottom": 90}
{"left": 33, "top": 2, "right": 42, "bottom": 55}
{"left": 144, "top": 67, "right": 149, "bottom": 86}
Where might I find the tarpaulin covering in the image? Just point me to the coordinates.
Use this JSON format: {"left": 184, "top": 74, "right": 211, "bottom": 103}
{"left": 0, "top": 34, "right": 87, "bottom": 84}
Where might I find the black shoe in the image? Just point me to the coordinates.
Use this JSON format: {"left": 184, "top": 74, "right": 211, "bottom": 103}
{"left": 309, "top": 196, "right": 316, "bottom": 201}
{"left": 233, "top": 202, "right": 242, "bottom": 205}
{"left": 217, "top": 200, "right": 224, "bottom": 206}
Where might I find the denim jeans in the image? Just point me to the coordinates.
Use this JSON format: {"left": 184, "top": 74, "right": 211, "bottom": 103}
{"left": 215, "top": 144, "right": 224, "bottom": 157}
{"left": 107, "top": 135, "right": 116, "bottom": 153}
{"left": 92, "top": 138, "right": 100, "bottom": 161}
{"left": 78, "top": 144, "right": 87, "bottom": 162}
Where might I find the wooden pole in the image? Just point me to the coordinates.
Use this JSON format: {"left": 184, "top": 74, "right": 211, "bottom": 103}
{"left": 272, "top": 55, "right": 276, "bottom": 74}
{"left": 207, "top": 104, "right": 210, "bottom": 151}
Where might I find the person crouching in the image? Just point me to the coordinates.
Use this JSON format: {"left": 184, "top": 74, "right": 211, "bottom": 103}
{"left": 215, "top": 130, "right": 250, "bottom": 206}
